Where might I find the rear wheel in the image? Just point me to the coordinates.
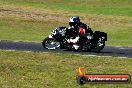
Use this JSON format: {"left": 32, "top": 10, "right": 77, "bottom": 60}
{"left": 42, "top": 37, "right": 60, "bottom": 50}
{"left": 92, "top": 42, "right": 105, "bottom": 52}
{"left": 91, "top": 31, "right": 107, "bottom": 52}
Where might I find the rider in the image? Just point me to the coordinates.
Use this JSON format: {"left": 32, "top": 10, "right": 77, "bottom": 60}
{"left": 66, "top": 16, "right": 93, "bottom": 50}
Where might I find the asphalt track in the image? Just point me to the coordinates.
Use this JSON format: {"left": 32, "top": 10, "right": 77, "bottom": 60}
{"left": 0, "top": 40, "right": 132, "bottom": 58}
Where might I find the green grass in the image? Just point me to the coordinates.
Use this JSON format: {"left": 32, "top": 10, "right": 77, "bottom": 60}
{"left": 0, "top": 0, "right": 132, "bottom": 46}
{"left": 0, "top": 50, "right": 132, "bottom": 88}
{"left": 0, "top": 0, "right": 132, "bottom": 16}
{"left": 0, "top": 17, "right": 66, "bottom": 42}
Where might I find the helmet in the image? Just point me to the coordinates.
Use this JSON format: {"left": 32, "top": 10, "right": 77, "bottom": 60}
{"left": 69, "top": 16, "right": 80, "bottom": 27}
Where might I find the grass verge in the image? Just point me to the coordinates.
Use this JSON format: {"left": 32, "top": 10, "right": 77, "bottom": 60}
{"left": 0, "top": 50, "right": 132, "bottom": 88}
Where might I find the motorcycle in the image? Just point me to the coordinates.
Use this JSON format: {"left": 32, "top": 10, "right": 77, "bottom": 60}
{"left": 42, "top": 27, "right": 107, "bottom": 52}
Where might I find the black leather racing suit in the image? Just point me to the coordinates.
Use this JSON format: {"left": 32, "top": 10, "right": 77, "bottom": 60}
{"left": 65, "top": 22, "right": 93, "bottom": 49}
{"left": 65, "top": 22, "right": 93, "bottom": 40}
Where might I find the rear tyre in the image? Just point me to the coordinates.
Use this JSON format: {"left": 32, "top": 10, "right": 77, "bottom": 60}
{"left": 92, "top": 42, "right": 105, "bottom": 52}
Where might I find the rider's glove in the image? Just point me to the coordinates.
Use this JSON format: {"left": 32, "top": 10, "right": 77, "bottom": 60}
{"left": 67, "top": 37, "right": 79, "bottom": 43}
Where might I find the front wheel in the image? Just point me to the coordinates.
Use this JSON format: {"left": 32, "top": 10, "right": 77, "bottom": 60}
{"left": 42, "top": 37, "right": 60, "bottom": 50}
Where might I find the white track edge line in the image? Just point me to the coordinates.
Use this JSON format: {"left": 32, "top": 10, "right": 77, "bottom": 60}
{"left": 0, "top": 49, "right": 129, "bottom": 59}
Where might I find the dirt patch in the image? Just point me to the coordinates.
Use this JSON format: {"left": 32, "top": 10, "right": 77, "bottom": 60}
{"left": 0, "top": 6, "right": 68, "bottom": 23}
{"left": 0, "top": 6, "right": 132, "bottom": 28}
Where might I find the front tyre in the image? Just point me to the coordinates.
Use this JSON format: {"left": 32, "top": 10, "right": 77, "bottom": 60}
{"left": 42, "top": 37, "right": 60, "bottom": 50}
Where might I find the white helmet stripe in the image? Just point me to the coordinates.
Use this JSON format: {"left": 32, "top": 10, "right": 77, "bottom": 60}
{"left": 70, "top": 18, "right": 74, "bottom": 22}
{"left": 70, "top": 17, "right": 74, "bottom": 22}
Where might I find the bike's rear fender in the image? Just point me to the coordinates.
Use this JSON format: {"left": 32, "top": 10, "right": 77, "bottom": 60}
{"left": 94, "top": 31, "right": 107, "bottom": 41}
